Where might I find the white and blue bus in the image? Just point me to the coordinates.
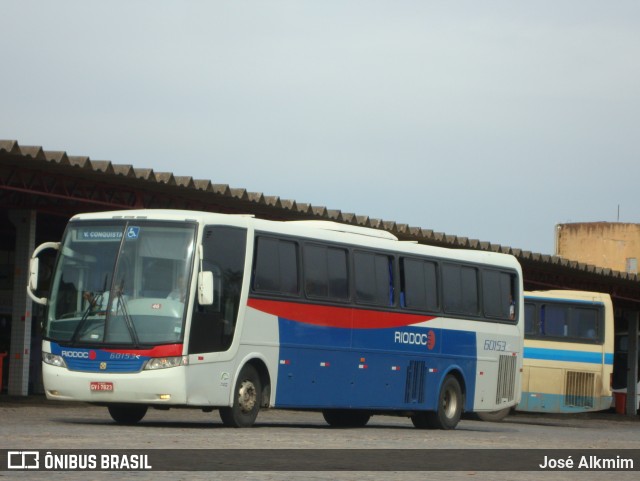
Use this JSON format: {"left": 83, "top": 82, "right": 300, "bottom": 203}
{"left": 28, "top": 210, "right": 524, "bottom": 429}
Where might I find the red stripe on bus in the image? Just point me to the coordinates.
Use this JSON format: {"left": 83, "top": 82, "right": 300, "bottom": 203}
{"left": 103, "top": 344, "right": 183, "bottom": 357}
{"left": 247, "top": 298, "right": 435, "bottom": 329}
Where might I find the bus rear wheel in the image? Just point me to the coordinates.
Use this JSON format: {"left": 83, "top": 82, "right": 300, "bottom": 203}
{"left": 107, "top": 404, "right": 148, "bottom": 425}
{"left": 424, "top": 375, "right": 463, "bottom": 430}
{"left": 220, "top": 364, "right": 262, "bottom": 428}
{"left": 322, "top": 409, "right": 371, "bottom": 427}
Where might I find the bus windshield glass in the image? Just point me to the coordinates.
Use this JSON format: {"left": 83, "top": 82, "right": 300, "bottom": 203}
{"left": 45, "top": 221, "right": 197, "bottom": 347}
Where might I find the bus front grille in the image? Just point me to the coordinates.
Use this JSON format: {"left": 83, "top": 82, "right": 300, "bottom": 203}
{"left": 496, "top": 354, "right": 517, "bottom": 404}
{"left": 564, "top": 371, "right": 596, "bottom": 408}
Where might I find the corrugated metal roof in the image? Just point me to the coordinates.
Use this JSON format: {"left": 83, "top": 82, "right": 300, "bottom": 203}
{"left": 2, "top": 139, "right": 639, "bottom": 292}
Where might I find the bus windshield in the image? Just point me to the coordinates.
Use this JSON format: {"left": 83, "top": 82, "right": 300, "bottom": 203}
{"left": 45, "top": 221, "right": 197, "bottom": 347}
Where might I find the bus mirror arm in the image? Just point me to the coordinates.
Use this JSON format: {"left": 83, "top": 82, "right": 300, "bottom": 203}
{"left": 198, "top": 271, "right": 215, "bottom": 306}
{"left": 27, "top": 241, "right": 60, "bottom": 306}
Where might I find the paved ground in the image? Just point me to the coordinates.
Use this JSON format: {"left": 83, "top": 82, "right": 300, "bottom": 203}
{"left": 0, "top": 396, "right": 638, "bottom": 481}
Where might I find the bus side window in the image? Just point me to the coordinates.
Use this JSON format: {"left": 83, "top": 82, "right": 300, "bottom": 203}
{"left": 524, "top": 303, "right": 536, "bottom": 336}
{"left": 253, "top": 237, "right": 299, "bottom": 296}
{"left": 354, "top": 251, "right": 395, "bottom": 307}
{"left": 482, "top": 270, "right": 516, "bottom": 321}
{"left": 400, "top": 257, "right": 438, "bottom": 312}
{"left": 302, "top": 244, "right": 349, "bottom": 301}
{"left": 544, "top": 305, "right": 569, "bottom": 337}
{"left": 573, "top": 307, "right": 599, "bottom": 341}
{"left": 443, "top": 263, "right": 478, "bottom": 316}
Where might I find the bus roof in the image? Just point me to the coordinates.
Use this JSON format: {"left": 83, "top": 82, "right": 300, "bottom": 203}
{"left": 285, "top": 220, "right": 399, "bottom": 241}
{"left": 524, "top": 290, "right": 612, "bottom": 304}
{"left": 69, "top": 209, "right": 521, "bottom": 271}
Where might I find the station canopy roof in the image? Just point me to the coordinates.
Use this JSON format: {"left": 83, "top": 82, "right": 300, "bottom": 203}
{"left": 2, "top": 139, "right": 640, "bottom": 308}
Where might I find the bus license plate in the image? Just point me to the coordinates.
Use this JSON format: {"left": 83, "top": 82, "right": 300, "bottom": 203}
{"left": 90, "top": 382, "right": 113, "bottom": 392}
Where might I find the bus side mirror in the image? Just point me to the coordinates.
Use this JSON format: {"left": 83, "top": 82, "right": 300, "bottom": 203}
{"left": 27, "top": 241, "right": 60, "bottom": 306}
{"left": 29, "top": 257, "right": 40, "bottom": 292}
{"left": 198, "top": 271, "right": 214, "bottom": 306}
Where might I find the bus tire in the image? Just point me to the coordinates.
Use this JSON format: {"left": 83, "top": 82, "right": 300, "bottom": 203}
{"left": 410, "top": 412, "right": 430, "bottom": 429}
{"left": 219, "top": 364, "right": 262, "bottom": 428}
{"left": 476, "top": 407, "right": 511, "bottom": 422}
{"left": 322, "top": 409, "right": 371, "bottom": 427}
{"left": 425, "top": 374, "right": 463, "bottom": 430}
{"left": 107, "top": 404, "right": 148, "bottom": 425}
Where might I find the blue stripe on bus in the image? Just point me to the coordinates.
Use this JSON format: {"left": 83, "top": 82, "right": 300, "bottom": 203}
{"left": 524, "top": 347, "right": 613, "bottom": 365}
{"left": 48, "top": 342, "right": 183, "bottom": 373}
{"left": 273, "top": 316, "right": 478, "bottom": 411}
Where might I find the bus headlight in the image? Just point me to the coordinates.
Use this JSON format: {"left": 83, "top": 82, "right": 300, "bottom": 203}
{"left": 42, "top": 352, "right": 67, "bottom": 368}
{"left": 144, "top": 356, "right": 188, "bottom": 370}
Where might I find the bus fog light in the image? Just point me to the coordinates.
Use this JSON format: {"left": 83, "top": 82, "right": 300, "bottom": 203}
{"left": 144, "top": 356, "right": 188, "bottom": 370}
{"left": 158, "top": 394, "right": 171, "bottom": 400}
{"left": 43, "top": 352, "right": 67, "bottom": 368}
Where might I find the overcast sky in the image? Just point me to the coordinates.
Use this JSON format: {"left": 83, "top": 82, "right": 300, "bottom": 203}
{"left": 2, "top": 1, "right": 639, "bottom": 255}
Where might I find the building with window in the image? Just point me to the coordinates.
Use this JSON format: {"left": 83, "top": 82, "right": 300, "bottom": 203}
{"left": 556, "top": 222, "right": 640, "bottom": 274}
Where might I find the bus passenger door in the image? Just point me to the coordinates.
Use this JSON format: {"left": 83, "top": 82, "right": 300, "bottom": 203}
{"left": 188, "top": 226, "right": 247, "bottom": 355}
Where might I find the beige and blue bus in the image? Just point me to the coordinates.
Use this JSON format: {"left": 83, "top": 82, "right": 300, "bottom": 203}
{"left": 520, "top": 290, "right": 614, "bottom": 413}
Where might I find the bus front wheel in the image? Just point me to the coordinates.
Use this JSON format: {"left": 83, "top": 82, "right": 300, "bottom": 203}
{"left": 107, "top": 404, "right": 148, "bottom": 425}
{"left": 219, "top": 364, "right": 262, "bottom": 428}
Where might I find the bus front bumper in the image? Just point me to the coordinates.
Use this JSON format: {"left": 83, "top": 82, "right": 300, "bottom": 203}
{"left": 42, "top": 362, "right": 188, "bottom": 405}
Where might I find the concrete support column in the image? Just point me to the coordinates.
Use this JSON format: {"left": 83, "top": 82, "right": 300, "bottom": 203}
{"left": 7, "top": 210, "right": 36, "bottom": 396}
{"left": 626, "top": 311, "right": 639, "bottom": 416}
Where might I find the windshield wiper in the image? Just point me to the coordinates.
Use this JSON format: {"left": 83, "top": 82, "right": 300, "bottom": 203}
{"left": 114, "top": 284, "right": 141, "bottom": 348}
{"left": 69, "top": 291, "right": 104, "bottom": 345}
{"left": 70, "top": 274, "right": 109, "bottom": 345}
